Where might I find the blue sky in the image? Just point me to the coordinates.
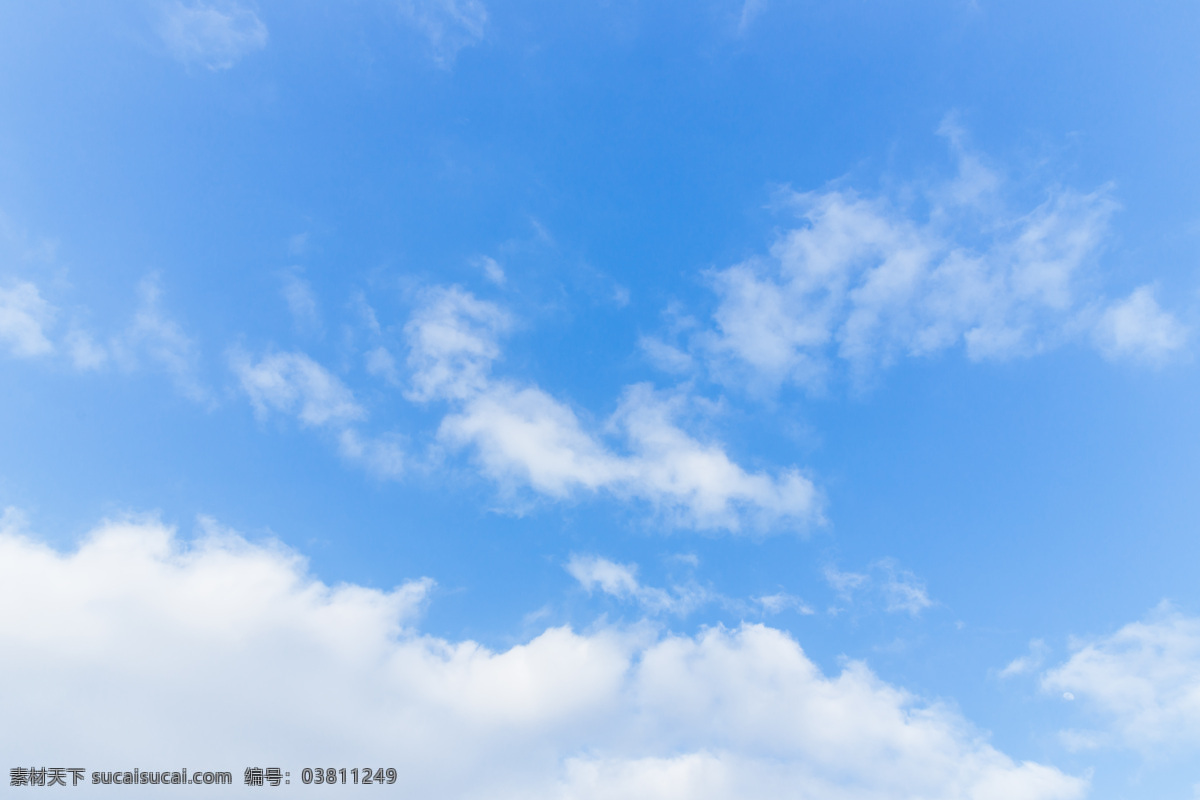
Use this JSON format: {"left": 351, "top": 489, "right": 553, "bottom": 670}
{"left": 3, "top": 1, "right": 1200, "bottom": 797}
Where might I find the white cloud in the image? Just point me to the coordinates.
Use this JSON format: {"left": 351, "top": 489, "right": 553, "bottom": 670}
{"left": 408, "top": 287, "right": 818, "bottom": 532}
{"left": 755, "top": 592, "right": 815, "bottom": 615}
{"left": 473, "top": 255, "right": 506, "bottom": 285}
{"left": 118, "top": 277, "right": 210, "bottom": 402}
{"left": 0, "top": 514, "right": 1086, "bottom": 800}
{"left": 159, "top": 0, "right": 269, "bottom": 71}
{"left": 824, "top": 564, "right": 869, "bottom": 596}
{"left": 366, "top": 345, "right": 401, "bottom": 385}
{"left": 405, "top": 285, "right": 511, "bottom": 402}
{"left": 0, "top": 274, "right": 211, "bottom": 395}
{"left": 0, "top": 280, "right": 55, "bottom": 358}
{"left": 232, "top": 348, "right": 404, "bottom": 479}
{"left": 691, "top": 130, "right": 1185, "bottom": 392}
{"left": 1041, "top": 604, "right": 1200, "bottom": 753}
{"left": 566, "top": 555, "right": 709, "bottom": 616}
{"left": 737, "top": 0, "right": 768, "bottom": 35}
{"left": 639, "top": 335, "right": 694, "bottom": 374}
{"left": 823, "top": 561, "right": 932, "bottom": 616}
{"left": 1000, "top": 639, "right": 1049, "bottom": 679}
{"left": 65, "top": 329, "right": 108, "bottom": 370}
{"left": 397, "top": 0, "right": 488, "bottom": 67}
{"left": 878, "top": 560, "right": 933, "bottom": 616}
{"left": 338, "top": 428, "right": 405, "bottom": 480}
{"left": 1092, "top": 285, "right": 1188, "bottom": 363}
{"left": 232, "top": 349, "right": 365, "bottom": 427}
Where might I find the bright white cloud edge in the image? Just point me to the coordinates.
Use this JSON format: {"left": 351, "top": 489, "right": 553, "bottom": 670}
{"left": 0, "top": 513, "right": 1084, "bottom": 800}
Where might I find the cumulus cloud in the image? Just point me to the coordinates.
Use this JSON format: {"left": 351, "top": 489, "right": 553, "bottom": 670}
{"left": 397, "top": 0, "right": 488, "bottom": 67}
{"left": 0, "top": 514, "right": 1085, "bottom": 800}
{"left": 1041, "top": 604, "right": 1200, "bottom": 753}
{"left": 231, "top": 349, "right": 403, "bottom": 478}
{"left": 406, "top": 287, "right": 818, "bottom": 532}
{"left": 0, "top": 280, "right": 55, "bottom": 358}
{"left": 686, "top": 128, "right": 1186, "bottom": 392}
{"left": 159, "top": 0, "right": 269, "bottom": 71}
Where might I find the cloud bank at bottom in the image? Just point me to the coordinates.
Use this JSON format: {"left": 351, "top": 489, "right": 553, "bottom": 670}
{"left": 0, "top": 515, "right": 1084, "bottom": 799}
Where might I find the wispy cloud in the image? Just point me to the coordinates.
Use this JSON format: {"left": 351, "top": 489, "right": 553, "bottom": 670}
{"left": 0, "top": 514, "right": 1086, "bottom": 800}
{"left": 0, "top": 273, "right": 212, "bottom": 400}
{"left": 566, "top": 554, "right": 712, "bottom": 616}
{"left": 823, "top": 560, "right": 933, "bottom": 616}
{"left": 116, "top": 276, "right": 211, "bottom": 403}
{"left": 661, "top": 124, "right": 1187, "bottom": 394}
{"left": 231, "top": 349, "right": 404, "bottom": 479}
{"left": 279, "top": 268, "right": 322, "bottom": 336}
{"left": 0, "top": 280, "right": 55, "bottom": 358}
{"left": 406, "top": 286, "right": 819, "bottom": 532}
{"left": 233, "top": 350, "right": 365, "bottom": 427}
{"left": 1000, "top": 639, "right": 1049, "bottom": 678}
{"left": 159, "top": 0, "right": 269, "bottom": 71}
{"left": 396, "top": 0, "right": 488, "bottom": 67}
{"left": 736, "top": 0, "right": 768, "bottom": 35}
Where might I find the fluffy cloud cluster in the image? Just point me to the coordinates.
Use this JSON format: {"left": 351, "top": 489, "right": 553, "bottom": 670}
{"left": 1041, "top": 604, "right": 1200, "bottom": 753}
{"left": 0, "top": 514, "right": 1085, "bottom": 799}
{"left": 405, "top": 287, "right": 818, "bottom": 532}
{"left": 654, "top": 130, "right": 1187, "bottom": 393}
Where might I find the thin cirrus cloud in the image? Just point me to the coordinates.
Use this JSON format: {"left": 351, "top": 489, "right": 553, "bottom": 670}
{"left": 1040, "top": 603, "right": 1200, "bottom": 754}
{"left": 566, "top": 554, "right": 713, "bottom": 617}
{"left": 567, "top": 553, "right": 815, "bottom": 618}
{"left": 231, "top": 349, "right": 404, "bottom": 479}
{"left": 158, "top": 0, "right": 269, "bottom": 71}
{"left": 110, "top": 276, "right": 212, "bottom": 403}
{"left": 0, "top": 512, "right": 1086, "bottom": 800}
{"left": 396, "top": 0, "right": 488, "bottom": 67}
{"left": 648, "top": 123, "right": 1189, "bottom": 394}
{"left": 404, "top": 286, "right": 819, "bottom": 533}
{"left": 279, "top": 269, "right": 323, "bottom": 337}
{"left": 823, "top": 560, "right": 933, "bottom": 616}
{"left": 0, "top": 273, "right": 212, "bottom": 402}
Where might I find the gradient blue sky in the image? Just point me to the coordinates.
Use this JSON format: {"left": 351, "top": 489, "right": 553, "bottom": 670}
{"left": 3, "top": 2, "right": 1200, "bottom": 798}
